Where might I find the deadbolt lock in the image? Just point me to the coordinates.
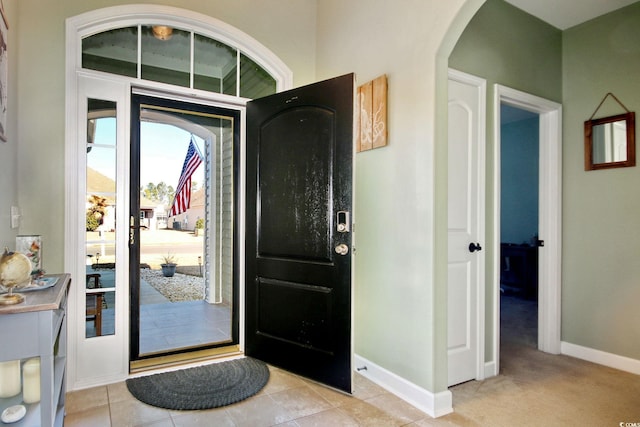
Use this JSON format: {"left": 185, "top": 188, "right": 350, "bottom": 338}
{"left": 336, "top": 211, "right": 350, "bottom": 233}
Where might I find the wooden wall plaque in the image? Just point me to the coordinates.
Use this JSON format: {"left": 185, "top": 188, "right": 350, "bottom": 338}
{"left": 357, "top": 75, "right": 387, "bottom": 152}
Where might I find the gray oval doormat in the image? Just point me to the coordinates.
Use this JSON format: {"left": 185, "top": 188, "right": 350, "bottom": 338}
{"left": 126, "top": 357, "right": 270, "bottom": 410}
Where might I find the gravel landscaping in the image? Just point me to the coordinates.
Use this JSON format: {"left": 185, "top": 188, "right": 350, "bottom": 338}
{"left": 140, "top": 268, "right": 204, "bottom": 302}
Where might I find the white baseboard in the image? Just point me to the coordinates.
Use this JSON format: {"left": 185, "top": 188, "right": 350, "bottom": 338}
{"left": 484, "top": 360, "right": 497, "bottom": 378}
{"left": 354, "top": 354, "right": 453, "bottom": 418}
{"left": 561, "top": 341, "right": 640, "bottom": 375}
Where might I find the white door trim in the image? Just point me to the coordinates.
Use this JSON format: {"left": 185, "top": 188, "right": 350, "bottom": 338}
{"left": 493, "top": 85, "right": 562, "bottom": 374}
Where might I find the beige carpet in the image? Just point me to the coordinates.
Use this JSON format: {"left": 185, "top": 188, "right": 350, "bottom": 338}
{"left": 438, "top": 294, "right": 640, "bottom": 426}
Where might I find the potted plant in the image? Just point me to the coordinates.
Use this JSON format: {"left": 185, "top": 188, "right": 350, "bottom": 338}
{"left": 194, "top": 218, "right": 204, "bottom": 236}
{"left": 160, "top": 253, "right": 178, "bottom": 277}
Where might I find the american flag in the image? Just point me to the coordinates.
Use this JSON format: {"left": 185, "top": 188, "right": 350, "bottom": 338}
{"left": 169, "top": 138, "right": 203, "bottom": 217}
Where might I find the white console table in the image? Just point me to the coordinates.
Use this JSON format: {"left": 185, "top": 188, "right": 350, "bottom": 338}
{"left": 0, "top": 274, "right": 70, "bottom": 427}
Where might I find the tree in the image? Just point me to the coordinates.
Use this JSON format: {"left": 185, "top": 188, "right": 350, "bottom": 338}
{"left": 142, "top": 181, "right": 175, "bottom": 204}
{"left": 195, "top": 218, "right": 204, "bottom": 229}
{"left": 86, "top": 194, "right": 108, "bottom": 231}
{"left": 142, "top": 182, "right": 157, "bottom": 201}
{"left": 86, "top": 212, "right": 100, "bottom": 231}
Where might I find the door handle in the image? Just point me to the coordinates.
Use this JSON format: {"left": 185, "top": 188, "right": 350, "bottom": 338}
{"left": 468, "top": 242, "right": 482, "bottom": 253}
{"left": 130, "top": 215, "right": 136, "bottom": 245}
{"left": 335, "top": 243, "right": 349, "bottom": 256}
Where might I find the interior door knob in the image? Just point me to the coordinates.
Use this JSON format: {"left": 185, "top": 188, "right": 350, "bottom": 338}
{"left": 335, "top": 244, "right": 349, "bottom": 256}
{"left": 468, "top": 242, "right": 482, "bottom": 253}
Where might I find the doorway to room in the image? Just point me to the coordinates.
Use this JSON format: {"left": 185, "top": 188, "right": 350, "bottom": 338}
{"left": 499, "top": 103, "right": 540, "bottom": 350}
{"left": 494, "top": 85, "right": 563, "bottom": 367}
{"left": 128, "top": 94, "right": 240, "bottom": 364}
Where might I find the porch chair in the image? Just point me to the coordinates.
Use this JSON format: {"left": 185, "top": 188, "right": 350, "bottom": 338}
{"left": 86, "top": 273, "right": 105, "bottom": 337}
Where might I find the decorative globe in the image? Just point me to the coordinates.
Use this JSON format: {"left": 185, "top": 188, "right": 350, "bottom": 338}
{"left": 0, "top": 249, "right": 32, "bottom": 304}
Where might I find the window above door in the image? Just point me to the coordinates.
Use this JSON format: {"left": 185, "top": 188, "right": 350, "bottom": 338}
{"left": 82, "top": 25, "right": 276, "bottom": 99}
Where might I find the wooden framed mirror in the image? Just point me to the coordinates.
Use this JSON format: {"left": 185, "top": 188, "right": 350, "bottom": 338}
{"left": 584, "top": 111, "right": 635, "bottom": 171}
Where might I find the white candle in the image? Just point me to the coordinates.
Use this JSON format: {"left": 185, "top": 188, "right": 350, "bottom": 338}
{"left": 22, "top": 358, "right": 40, "bottom": 404}
{"left": 0, "top": 360, "right": 21, "bottom": 398}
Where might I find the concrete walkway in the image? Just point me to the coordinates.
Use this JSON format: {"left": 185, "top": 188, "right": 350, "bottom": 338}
{"left": 86, "top": 266, "right": 170, "bottom": 305}
{"left": 140, "top": 277, "right": 170, "bottom": 304}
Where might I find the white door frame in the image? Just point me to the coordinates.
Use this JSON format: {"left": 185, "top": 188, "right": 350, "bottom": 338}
{"left": 492, "top": 85, "right": 562, "bottom": 374}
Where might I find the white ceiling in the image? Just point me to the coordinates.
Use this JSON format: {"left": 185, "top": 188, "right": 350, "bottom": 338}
{"left": 504, "top": 0, "right": 638, "bottom": 29}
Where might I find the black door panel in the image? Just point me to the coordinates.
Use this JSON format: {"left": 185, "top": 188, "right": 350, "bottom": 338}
{"left": 257, "top": 107, "right": 333, "bottom": 262}
{"left": 246, "top": 73, "right": 354, "bottom": 393}
{"left": 256, "top": 277, "right": 333, "bottom": 352}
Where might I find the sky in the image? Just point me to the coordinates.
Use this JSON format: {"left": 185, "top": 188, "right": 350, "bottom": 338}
{"left": 89, "top": 117, "right": 205, "bottom": 190}
{"left": 140, "top": 122, "right": 205, "bottom": 189}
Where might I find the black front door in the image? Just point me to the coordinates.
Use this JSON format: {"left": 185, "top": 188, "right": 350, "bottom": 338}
{"left": 245, "top": 74, "right": 354, "bottom": 393}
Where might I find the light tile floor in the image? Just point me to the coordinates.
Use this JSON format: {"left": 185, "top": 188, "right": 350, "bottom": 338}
{"left": 64, "top": 367, "right": 430, "bottom": 427}
{"left": 68, "top": 293, "right": 640, "bottom": 426}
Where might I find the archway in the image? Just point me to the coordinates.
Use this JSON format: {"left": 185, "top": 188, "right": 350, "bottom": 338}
{"left": 435, "top": 0, "right": 562, "bottom": 396}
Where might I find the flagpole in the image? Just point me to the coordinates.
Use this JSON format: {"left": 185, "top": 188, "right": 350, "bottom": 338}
{"left": 191, "top": 134, "right": 204, "bottom": 161}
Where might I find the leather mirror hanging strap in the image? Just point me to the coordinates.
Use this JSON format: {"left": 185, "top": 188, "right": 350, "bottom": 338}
{"left": 589, "top": 92, "right": 631, "bottom": 121}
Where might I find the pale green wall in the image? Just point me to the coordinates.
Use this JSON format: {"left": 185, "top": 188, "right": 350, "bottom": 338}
{"left": 448, "top": 0, "right": 562, "bottom": 364}
{"left": 449, "top": 0, "right": 562, "bottom": 103}
{"left": 562, "top": 2, "right": 640, "bottom": 360}
{"left": 0, "top": 0, "right": 18, "bottom": 250}
{"left": 13, "top": 0, "right": 317, "bottom": 272}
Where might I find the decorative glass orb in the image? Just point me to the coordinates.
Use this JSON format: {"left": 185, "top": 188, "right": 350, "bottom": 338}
{"left": 0, "top": 249, "right": 32, "bottom": 305}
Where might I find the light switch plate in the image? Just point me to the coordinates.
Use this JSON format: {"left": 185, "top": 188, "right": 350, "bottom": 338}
{"left": 10, "top": 206, "right": 20, "bottom": 229}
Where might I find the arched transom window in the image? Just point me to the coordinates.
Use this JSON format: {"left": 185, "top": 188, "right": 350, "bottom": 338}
{"left": 82, "top": 25, "right": 276, "bottom": 99}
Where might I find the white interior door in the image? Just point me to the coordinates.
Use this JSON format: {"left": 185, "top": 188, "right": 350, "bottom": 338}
{"left": 447, "top": 69, "right": 486, "bottom": 387}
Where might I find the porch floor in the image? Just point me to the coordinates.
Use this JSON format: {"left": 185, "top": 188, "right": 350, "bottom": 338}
{"left": 139, "top": 299, "right": 231, "bottom": 354}
{"left": 86, "top": 275, "right": 232, "bottom": 354}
